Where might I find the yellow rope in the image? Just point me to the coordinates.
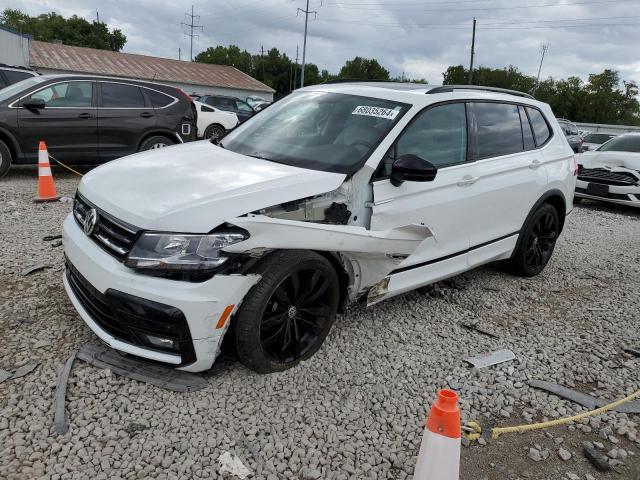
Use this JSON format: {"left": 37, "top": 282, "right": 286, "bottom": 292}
{"left": 48, "top": 154, "right": 84, "bottom": 177}
{"left": 464, "top": 388, "right": 640, "bottom": 441}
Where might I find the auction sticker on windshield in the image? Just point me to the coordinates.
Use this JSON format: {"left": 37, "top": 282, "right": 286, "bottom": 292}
{"left": 352, "top": 105, "right": 400, "bottom": 120}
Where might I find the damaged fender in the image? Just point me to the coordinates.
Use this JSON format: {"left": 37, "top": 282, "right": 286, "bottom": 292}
{"left": 224, "top": 215, "right": 432, "bottom": 255}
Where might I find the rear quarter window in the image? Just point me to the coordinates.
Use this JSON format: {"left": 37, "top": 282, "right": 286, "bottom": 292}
{"left": 526, "top": 107, "right": 552, "bottom": 146}
{"left": 3, "top": 70, "right": 34, "bottom": 85}
{"left": 145, "top": 88, "right": 175, "bottom": 108}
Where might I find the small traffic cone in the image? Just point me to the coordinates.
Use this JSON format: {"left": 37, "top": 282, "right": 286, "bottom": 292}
{"left": 413, "top": 389, "right": 461, "bottom": 480}
{"left": 34, "top": 141, "right": 59, "bottom": 203}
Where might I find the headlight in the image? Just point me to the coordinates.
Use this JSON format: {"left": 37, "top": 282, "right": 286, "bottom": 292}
{"left": 125, "top": 231, "right": 247, "bottom": 272}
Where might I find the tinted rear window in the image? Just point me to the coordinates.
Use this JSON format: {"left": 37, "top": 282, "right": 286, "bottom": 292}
{"left": 3, "top": 70, "right": 34, "bottom": 85}
{"left": 101, "top": 83, "right": 145, "bottom": 108}
{"left": 145, "top": 88, "right": 174, "bottom": 108}
{"left": 526, "top": 107, "right": 551, "bottom": 146}
{"left": 474, "top": 102, "right": 523, "bottom": 159}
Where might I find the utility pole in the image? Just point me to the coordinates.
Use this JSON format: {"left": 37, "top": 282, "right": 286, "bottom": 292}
{"left": 181, "top": 5, "right": 203, "bottom": 62}
{"left": 293, "top": 45, "right": 299, "bottom": 91}
{"left": 297, "top": 1, "right": 319, "bottom": 88}
{"left": 96, "top": 10, "right": 100, "bottom": 23}
{"left": 468, "top": 17, "right": 476, "bottom": 85}
{"left": 178, "top": 48, "right": 182, "bottom": 61}
{"left": 536, "top": 43, "right": 549, "bottom": 85}
{"left": 261, "top": 45, "right": 266, "bottom": 81}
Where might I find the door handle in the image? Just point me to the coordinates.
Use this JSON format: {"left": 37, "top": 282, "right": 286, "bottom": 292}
{"left": 78, "top": 113, "right": 93, "bottom": 119}
{"left": 140, "top": 112, "right": 154, "bottom": 118}
{"left": 457, "top": 175, "right": 479, "bottom": 186}
{"left": 529, "top": 159, "right": 542, "bottom": 169}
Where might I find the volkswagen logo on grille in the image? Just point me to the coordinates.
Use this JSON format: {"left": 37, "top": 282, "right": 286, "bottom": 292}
{"left": 84, "top": 208, "right": 98, "bottom": 236}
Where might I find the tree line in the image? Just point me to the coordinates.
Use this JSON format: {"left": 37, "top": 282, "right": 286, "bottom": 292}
{"left": 1, "top": 9, "right": 126, "bottom": 52}
{"left": 1, "top": 9, "right": 638, "bottom": 125}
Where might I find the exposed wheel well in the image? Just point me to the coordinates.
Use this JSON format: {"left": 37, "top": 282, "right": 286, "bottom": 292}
{"left": 313, "top": 251, "right": 351, "bottom": 312}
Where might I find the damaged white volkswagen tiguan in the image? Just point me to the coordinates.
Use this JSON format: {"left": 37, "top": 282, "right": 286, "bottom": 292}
{"left": 63, "top": 82, "right": 577, "bottom": 373}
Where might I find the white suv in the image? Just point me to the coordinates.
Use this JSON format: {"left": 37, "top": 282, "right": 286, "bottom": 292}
{"left": 62, "top": 83, "right": 577, "bottom": 373}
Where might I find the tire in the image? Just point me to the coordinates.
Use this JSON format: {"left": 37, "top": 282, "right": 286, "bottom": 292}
{"left": 233, "top": 250, "right": 340, "bottom": 373}
{"left": 509, "top": 203, "right": 560, "bottom": 277}
{"left": 204, "top": 124, "right": 225, "bottom": 141}
{"left": 0, "top": 139, "right": 12, "bottom": 178}
{"left": 139, "top": 136, "right": 174, "bottom": 151}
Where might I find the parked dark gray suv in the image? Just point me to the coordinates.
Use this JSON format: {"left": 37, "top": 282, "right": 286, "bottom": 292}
{"left": 557, "top": 118, "right": 583, "bottom": 153}
{"left": 0, "top": 74, "right": 196, "bottom": 177}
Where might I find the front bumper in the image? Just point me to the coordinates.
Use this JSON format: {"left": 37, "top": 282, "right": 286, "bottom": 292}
{"left": 62, "top": 213, "right": 260, "bottom": 372}
{"left": 575, "top": 179, "right": 640, "bottom": 207}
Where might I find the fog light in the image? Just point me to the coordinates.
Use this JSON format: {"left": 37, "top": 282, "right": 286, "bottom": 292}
{"left": 142, "top": 333, "right": 178, "bottom": 351}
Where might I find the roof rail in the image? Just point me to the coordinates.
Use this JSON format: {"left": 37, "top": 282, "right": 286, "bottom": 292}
{"left": 426, "top": 85, "right": 534, "bottom": 99}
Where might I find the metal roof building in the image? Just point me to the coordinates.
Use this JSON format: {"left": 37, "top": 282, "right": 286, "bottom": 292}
{"left": 26, "top": 40, "right": 275, "bottom": 101}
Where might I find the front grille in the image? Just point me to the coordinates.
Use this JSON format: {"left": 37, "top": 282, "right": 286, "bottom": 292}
{"left": 73, "top": 194, "right": 139, "bottom": 260}
{"left": 577, "top": 167, "right": 639, "bottom": 186}
{"left": 66, "top": 260, "right": 196, "bottom": 365}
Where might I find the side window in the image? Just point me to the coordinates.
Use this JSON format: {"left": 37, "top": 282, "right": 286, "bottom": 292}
{"left": 4, "top": 70, "right": 34, "bottom": 85}
{"left": 201, "top": 105, "right": 215, "bottom": 113}
{"left": 377, "top": 103, "right": 467, "bottom": 177}
{"left": 473, "top": 102, "right": 523, "bottom": 159}
{"left": 145, "top": 88, "right": 174, "bottom": 108}
{"left": 27, "top": 81, "right": 93, "bottom": 107}
{"left": 519, "top": 106, "right": 535, "bottom": 150}
{"left": 526, "top": 107, "right": 551, "bottom": 146}
{"left": 0, "top": 75, "right": 7, "bottom": 88}
{"left": 236, "top": 100, "right": 253, "bottom": 113}
{"left": 101, "top": 83, "right": 145, "bottom": 108}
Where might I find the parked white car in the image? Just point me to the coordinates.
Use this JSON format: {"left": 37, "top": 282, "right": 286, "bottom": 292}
{"left": 194, "top": 100, "right": 239, "bottom": 140}
{"left": 581, "top": 132, "right": 617, "bottom": 152}
{"left": 576, "top": 133, "right": 640, "bottom": 207}
{"left": 62, "top": 83, "right": 576, "bottom": 373}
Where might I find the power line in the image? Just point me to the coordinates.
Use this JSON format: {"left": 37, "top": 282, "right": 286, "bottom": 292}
{"left": 322, "top": 0, "right": 638, "bottom": 11}
{"left": 181, "top": 5, "right": 203, "bottom": 61}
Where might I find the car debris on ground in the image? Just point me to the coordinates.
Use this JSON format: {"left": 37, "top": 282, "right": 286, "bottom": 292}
{"left": 464, "top": 349, "right": 515, "bottom": 369}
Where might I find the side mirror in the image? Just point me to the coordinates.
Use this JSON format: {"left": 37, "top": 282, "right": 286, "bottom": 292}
{"left": 390, "top": 154, "right": 438, "bottom": 187}
{"left": 21, "top": 98, "right": 45, "bottom": 110}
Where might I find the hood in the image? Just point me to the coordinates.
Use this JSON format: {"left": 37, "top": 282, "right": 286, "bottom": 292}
{"left": 579, "top": 151, "right": 640, "bottom": 171}
{"left": 78, "top": 141, "right": 346, "bottom": 232}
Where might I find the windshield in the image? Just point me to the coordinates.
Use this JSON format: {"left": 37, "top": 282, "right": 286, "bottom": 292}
{"left": 597, "top": 135, "right": 640, "bottom": 153}
{"left": 584, "top": 133, "right": 615, "bottom": 144}
{"left": 0, "top": 76, "right": 47, "bottom": 103}
{"left": 221, "top": 91, "right": 410, "bottom": 174}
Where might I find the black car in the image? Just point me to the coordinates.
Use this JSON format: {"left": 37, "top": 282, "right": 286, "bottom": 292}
{"left": 199, "top": 94, "right": 256, "bottom": 123}
{"left": 0, "top": 74, "right": 196, "bottom": 177}
{"left": 0, "top": 64, "right": 39, "bottom": 88}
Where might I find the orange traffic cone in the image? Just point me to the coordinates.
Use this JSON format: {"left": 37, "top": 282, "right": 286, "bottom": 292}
{"left": 413, "top": 389, "right": 461, "bottom": 480}
{"left": 34, "top": 141, "right": 59, "bottom": 203}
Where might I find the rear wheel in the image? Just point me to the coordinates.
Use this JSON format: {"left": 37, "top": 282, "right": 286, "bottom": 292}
{"left": 0, "top": 139, "right": 12, "bottom": 178}
{"left": 509, "top": 203, "right": 560, "bottom": 277}
{"left": 139, "top": 136, "right": 174, "bottom": 151}
{"left": 204, "top": 124, "right": 225, "bottom": 141}
{"left": 233, "top": 250, "right": 340, "bottom": 373}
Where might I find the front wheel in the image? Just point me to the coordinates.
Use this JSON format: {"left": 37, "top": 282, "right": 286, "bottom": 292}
{"left": 509, "top": 203, "right": 560, "bottom": 277}
{"left": 233, "top": 250, "right": 340, "bottom": 373}
{"left": 204, "top": 124, "right": 225, "bottom": 141}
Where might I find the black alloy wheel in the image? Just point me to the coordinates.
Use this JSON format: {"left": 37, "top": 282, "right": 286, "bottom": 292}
{"left": 260, "top": 269, "right": 333, "bottom": 363}
{"left": 204, "top": 124, "right": 225, "bottom": 141}
{"left": 510, "top": 203, "right": 560, "bottom": 277}
{"left": 524, "top": 209, "right": 558, "bottom": 272}
{"left": 232, "top": 250, "right": 340, "bottom": 373}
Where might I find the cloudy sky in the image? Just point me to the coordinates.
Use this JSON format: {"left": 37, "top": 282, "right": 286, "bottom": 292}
{"left": 6, "top": 0, "right": 640, "bottom": 85}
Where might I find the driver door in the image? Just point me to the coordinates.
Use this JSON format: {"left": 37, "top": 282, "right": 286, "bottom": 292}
{"left": 370, "top": 102, "right": 476, "bottom": 273}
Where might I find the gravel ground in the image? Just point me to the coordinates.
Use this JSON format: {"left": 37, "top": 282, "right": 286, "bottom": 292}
{"left": 1, "top": 165, "right": 640, "bottom": 480}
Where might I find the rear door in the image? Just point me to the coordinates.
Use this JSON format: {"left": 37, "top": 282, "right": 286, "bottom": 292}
{"left": 97, "top": 81, "right": 156, "bottom": 161}
{"left": 234, "top": 99, "right": 255, "bottom": 123}
{"left": 465, "top": 102, "right": 548, "bottom": 266}
{"left": 16, "top": 80, "right": 98, "bottom": 162}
